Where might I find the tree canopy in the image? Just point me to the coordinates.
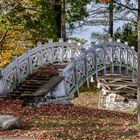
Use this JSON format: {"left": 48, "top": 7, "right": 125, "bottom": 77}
{"left": 0, "top": 0, "right": 92, "bottom": 67}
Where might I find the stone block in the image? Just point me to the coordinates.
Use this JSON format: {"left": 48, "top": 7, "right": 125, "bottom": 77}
{"left": 0, "top": 115, "right": 22, "bottom": 130}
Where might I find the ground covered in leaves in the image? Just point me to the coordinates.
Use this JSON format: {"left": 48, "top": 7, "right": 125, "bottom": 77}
{"left": 0, "top": 91, "right": 140, "bottom": 140}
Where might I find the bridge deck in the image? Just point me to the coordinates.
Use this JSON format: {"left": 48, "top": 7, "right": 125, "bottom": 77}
{"left": 98, "top": 75, "right": 137, "bottom": 94}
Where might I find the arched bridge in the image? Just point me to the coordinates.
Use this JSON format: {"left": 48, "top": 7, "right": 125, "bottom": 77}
{"left": 0, "top": 39, "right": 137, "bottom": 105}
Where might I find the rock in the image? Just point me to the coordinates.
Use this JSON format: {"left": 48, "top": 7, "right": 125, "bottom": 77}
{"left": 0, "top": 115, "right": 22, "bottom": 130}
{"left": 115, "top": 94, "right": 125, "bottom": 102}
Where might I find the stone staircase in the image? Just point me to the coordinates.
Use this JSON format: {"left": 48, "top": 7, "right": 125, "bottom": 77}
{"left": 9, "top": 64, "right": 67, "bottom": 105}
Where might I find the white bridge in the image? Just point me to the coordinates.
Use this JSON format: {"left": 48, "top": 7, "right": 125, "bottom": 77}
{"left": 0, "top": 38, "right": 137, "bottom": 107}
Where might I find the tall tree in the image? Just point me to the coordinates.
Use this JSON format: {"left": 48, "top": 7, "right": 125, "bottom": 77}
{"left": 100, "top": 0, "right": 140, "bottom": 124}
{"left": 108, "top": 0, "right": 113, "bottom": 37}
{"left": 114, "top": 21, "right": 137, "bottom": 50}
{"left": 137, "top": 0, "right": 140, "bottom": 123}
{"left": 54, "top": 0, "right": 61, "bottom": 38}
{"left": 0, "top": 0, "right": 92, "bottom": 67}
{"left": 88, "top": 0, "right": 133, "bottom": 41}
{"left": 61, "top": 0, "right": 66, "bottom": 40}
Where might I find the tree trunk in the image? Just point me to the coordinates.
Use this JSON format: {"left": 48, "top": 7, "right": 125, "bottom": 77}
{"left": 54, "top": 0, "right": 61, "bottom": 38}
{"left": 61, "top": 0, "right": 66, "bottom": 41}
{"left": 137, "top": 0, "right": 140, "bottom": 124}
{"left": 108, "top": 1, "right": 113, "bottom": 37}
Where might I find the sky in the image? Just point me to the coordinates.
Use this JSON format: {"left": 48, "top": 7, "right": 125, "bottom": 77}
{"left": 70, "top": 0, "right": 137, "bottom": 44}
{"left": 71, "top": 21, "right": 128, "bottom": 43}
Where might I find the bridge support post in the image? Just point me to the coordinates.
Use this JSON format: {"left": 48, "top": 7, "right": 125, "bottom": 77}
{"left": 81, "top": 48, "right": 90, "bottom": 88}
{"left": 103, "top": 49, "right": 106, "bottom": 76}
{"left": 25, "top": 48, "right": 33, "bottom": 75}
{"left": 70, "top": 57, "right": 79, "bottom": 97}
{"left": 0, "top": 69, "right": 7, "bottom": 97}
{"left": 111, "top": 47, "right": 114, "bottom": 74}
{"left": 37, "top": 42, "right": 44, "bottom": 66}
{"left": 95, "top": 59, "right": 98, "bottom": 81}
{"left": 58, "top": 69, "right": 68, "bottom": 96}
{"left": 12, "top": 56, "right": 19, "bottom": 83}
{"left": 72, "top": 57, "right": 79, "bottom": 98}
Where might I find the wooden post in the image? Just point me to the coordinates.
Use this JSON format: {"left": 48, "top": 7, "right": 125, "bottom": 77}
{"left": 12, "top": 56, "right": 19, "bottom": 83}
{"left": 108, "top": 38, "right": 113, "bottom": 42}
{"left": 81, "top": 48, "right": 89, "bottom": 88}
{"left": 59, "top": 38, "right": 64, "bottom": 42}
{"left": 48, "top": 39, "right": 54, "bottom": 64}
{"left": 72, "top": 57, "right": 79, "bottom": 98}
{"left": 111, "top": 47, "right": 114, "bottom": 74}
{"left": 95, "top": 51, "right": 98, "bottom": 81}
{"left": 59, "top": 38, "right": 64, "bottom": 62}
{"left": 116, "top": 39, "right": 121, "bottom": 74}
{"left": 58, "top": 68, "right": 69, "bottom": 96}
{"left": 68, "top": 39, "right": 72, "bottom": 43}
{"left": 125, "top": 42, "right": 129, "bottom": 75}
{"left": 37, "top": 42, "right": 43, "bottom": 66}
{"left": 119, "top": 46, "right": 121, "bottom": 74}
{"left": 25, "top": 48, "right": 32, "bottom": 75}
{"left": 48, "top": 39, "right": 53, "bottom": 43}
{"left": 117, "top": 39, "right": 121, "bottom": 43}
{"left": 103, "top": 47, "right": 106, "bottom": 76}
{"left": 132, "top": 54, "right": 135, "bottom": 78}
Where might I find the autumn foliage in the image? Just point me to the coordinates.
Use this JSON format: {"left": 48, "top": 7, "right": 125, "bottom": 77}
{"left": 100, "top": 0, "right": 112, "bottom": 4}
{"left": 0, "top": 96, "right": 139, "bottom": 139}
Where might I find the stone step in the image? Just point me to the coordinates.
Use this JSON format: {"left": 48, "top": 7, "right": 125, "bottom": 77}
{"left": 10, "top": 90, "right": 33, "bottom": 95}
{"left": 9, "top": 64, "right": 66, "bottom": 103}
{"left": 21, "top": 80, "right": 48, "bottom": 85}
{"left": 17, "top": 84, "right": 42, "bottom": 89}
{"left": 27, "top": 76, "right": 52, "bottom": 81}
{"left": 18, "top": 88, "right": 37, "bottom": 92}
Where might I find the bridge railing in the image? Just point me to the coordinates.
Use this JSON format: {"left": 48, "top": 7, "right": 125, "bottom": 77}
{"left": 0, "top": 39, "right": 137, "bottom": 97}
{"left": 94, "top": 40, "right": 137, "bottom": 77}
{"left": 61, "top": 40, "right": 137, "bottom": 96}
{"left": 0, "top": 39, "right": 81, "bottom": 95}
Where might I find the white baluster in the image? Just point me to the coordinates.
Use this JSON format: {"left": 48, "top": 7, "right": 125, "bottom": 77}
{"left": 117, "top": 39, "right": 121, "bottom": 42}
{"left": 108, "top": 38, "right": 113, "bottom": 42}
{"left": 90, "top": 77, "right": 94, "bottom": 83}
{"left": 77, "top": 42, "right": 81, "bottom": 46}
{"left": 48, "top": 39, "right": 53, "bottom": 43}
{"left": 37, "top": 42, "right": 44, "bottom": 66}
{"left": 68, "top": 40, "right": 72, "bottom": 43}
{"left": 131, "top": 46, "right": 135, "bottom": 50}
{"left": 97, "top": 82, "right": 101, "bottom": 88}
{"left": 59, "top": 38, "right": 64, "bottom": 42}
{"left": 37, "top": 42, "right": 42, "bottom": 47}
{"left": 12, "top": 56, "right": 19, "bottom": 82}
{"left": 59, "top": 38, "right": 64, "bottom": 62}
{"left": 102, "top": 89, "right": 107, "bottom": 95}
{"left": 25, "top": 48, "right": 32, "bottom": 74}
{"left": 124, "top": 42, "right": 128, "bottom": 45}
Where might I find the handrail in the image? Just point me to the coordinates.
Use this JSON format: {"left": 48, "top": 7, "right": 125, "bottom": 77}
{"left": 61, "top": 40, "right": 137, "bottom": 96}
{"left": 0, "top": 39, "right": 137, "bottom": 97}
{"left": 0, "top": 39, "right": 81, "bottom": 95}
